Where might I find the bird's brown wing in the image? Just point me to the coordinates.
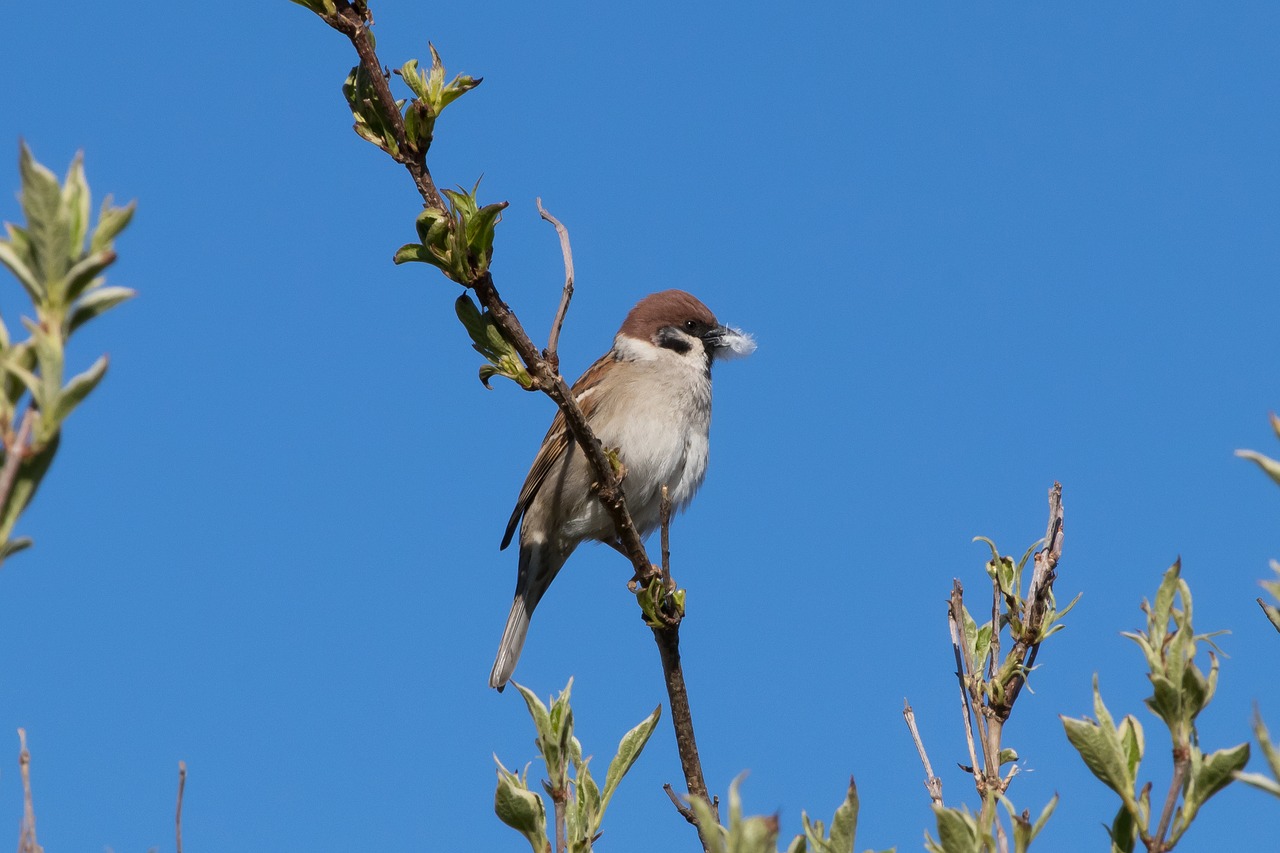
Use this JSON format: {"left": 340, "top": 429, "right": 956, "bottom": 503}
{"left": 500, "top": 353, "right": 615, "bottom": 550}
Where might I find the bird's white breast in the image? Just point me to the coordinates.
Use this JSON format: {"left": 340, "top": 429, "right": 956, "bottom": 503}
{"left": 571, "top": 336, "right": 713, "bottom": 540}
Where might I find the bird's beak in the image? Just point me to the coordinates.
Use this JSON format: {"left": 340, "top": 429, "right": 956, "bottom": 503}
{"left": 702, "top": 324, "right": 757, "bottom": 361}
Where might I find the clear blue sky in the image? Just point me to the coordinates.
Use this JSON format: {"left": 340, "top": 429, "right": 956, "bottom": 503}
{"left": 3, "top": 2, "right": 1280, "bottom": 851}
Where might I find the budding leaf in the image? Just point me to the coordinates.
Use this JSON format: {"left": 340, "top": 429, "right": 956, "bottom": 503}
{"left": 599, "top": 703, "right": 661, "bottom": 819}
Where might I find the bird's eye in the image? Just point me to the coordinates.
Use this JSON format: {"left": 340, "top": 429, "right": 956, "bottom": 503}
{"left": 684, "top": 319, "right": 698, "bottom": 331}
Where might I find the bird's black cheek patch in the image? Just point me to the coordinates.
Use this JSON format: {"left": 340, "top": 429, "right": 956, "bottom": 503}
{"left": 655, "top": 327, "right": 693, "bottom": 354}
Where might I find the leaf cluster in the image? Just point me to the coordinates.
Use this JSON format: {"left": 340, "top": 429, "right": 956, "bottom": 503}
{"left": 961, "top": 536, "right": 1079, "bottom": 717}
{"left": 687, "top": 775, "right": 890, "bottom": 853}
{"left": 928, "top": 520, "right": 1068, "bottom": 853}
{"left": 1060, "top": 561, "right": 1249, "bottom": 852}
{"left": 926, "top": 795, "right": 1056, "bottom": 853}
{"left": 0, "top": 143, "right": 134, "bottom": 559}
{"left": 396, "top": 180, "right": 507, "bottom": 286}
{"left": 494, "top": 680, "right": 661, "bottom": 853}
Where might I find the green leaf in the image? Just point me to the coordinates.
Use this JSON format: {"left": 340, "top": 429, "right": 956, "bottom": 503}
{"left": 493, "top": 758, "right": 550, "bottom": 852}
{"left": 18, "top": 141, "right": 70, "bottom": 286}
{"left": 60, "top": 247, "right": 116, "bottom": 306}
{"left": 574, "top": 757, "right": 601, "bottom": 841}
{"left": 0, "top": 432, "right": 58, "bottom": 546}
{"left": 1183, "top": 742, "right": 1249, "bottom": 820}
{"left": 89, "top": 196, "right": 135, "bottom": 254}
{"left": 1060, "top": 678, "right": 1139, "bottom": 812}
{"left": 1106, "top": 801, "right": 1138, "bottom": 853}
{"left": 547, "top": 681, "right": 575, "bottom": 790}
{"left": 47, "top": 354, "right": 108, "bottom": 427}
{"left": 0, "top": 537, "right": 33, "bottom": 560}
{"left": 68, "top": 286, "right": 136, "bottom": 335}
{"left": 1234, "top": 771, "right": 1280, "bottom": 797}
{"left": 393, "top": 243, "right": 434, "bottom": 266}
{"left": 2, "top": 358, "right": 42, "bottom": 409}
{"left": 509, "top": 680, "right": 552, "bottom": 749}
{"left": 1260, "top": 599, "right": 1280, "bottom": 634}
{"left": 1237, "top": 449, "right": 1280, "bottom": 487}
{"left": 1150, "top": 560, "right": 1181, "bottom": 645}
{"left": 689, "top": 793, "right": 727, "bottom": 853}
{"left": 1117, "top": 715, "right": 1144, "bottom": 784}
{"left": 1030, "top": 794, "right": 1057, "bottom": 842}
{"left": 1254, "top": 711, "right": 1280, "bottom": 781}
{"left": 0, "top": 241, "right": 44, "bottom": 303}
{"left": 931, "top": 805, "right": 983, "bottom": 853}
{"left": 342, "top": 65, "right": 402, "bottom": 158}
{"left": 825, "top": 777, "right": 859, "bottom": 853}
{"left": 61, "top": 152, "right": 89, "bottom": 258}
{"left": 599, "top": 704, "right": 661, "bottom": 817}
{"left": 287, "top": 0, "right": 338, "bottom": 15}
{"left": 974, "top": 623, "right": 993, "bottom": 670}
{"left": 453, "top": 294, "right": 532, "bottom": 389}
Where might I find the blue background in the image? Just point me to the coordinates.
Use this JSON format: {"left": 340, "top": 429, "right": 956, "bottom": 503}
{"left": 2, "top": 2, "right": 1279, "bottom": 850}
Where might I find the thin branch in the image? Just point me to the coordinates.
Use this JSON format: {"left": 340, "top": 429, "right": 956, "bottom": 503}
{"left": 176, "top": 760, "right": 187, "bottom": 853}
{"left": 988, "top": 576, "right": 1000, "bottom": 682}
{"left": 948, "top": 594, "right": 983, "bottom": 789}
{"left": 1000, "top": 482, "right": 1064, "bottom": 714}
{"left": 653, "top": 626, "right": 717, "bottom": 836}
{"left": 903, "top": 699, "right": 944, "bottom": 806}
{"left": 536, "top": 198, "right": 575, "bottom": 374}
{"left": 317, "top": 2, "right": 444, "bottom": 210}
{"left": 660, "top": 485, "right": 674, "bottom": 590}
{"left": 994, "top": 820, "right": 1009, "bottom": 853}
{"left": 0, "top": 408, "right": 36, "bottom": 521}
{"left": 1151, "top": 753, "right": 1188, "bottom": 853}
{"left": 17, "top": 728, "right": 40, "bottom": 853}
{"left": 664, "top": 783, "right": 699, "bottom": 825}
{"left": 308, "top": 8, "right": 713, "bottom": 845}
{"left": 469, "top": 273, "right": 652, "bottom": 577}
{"left": 554, "top": 794, "right": 567, "bottom": 853}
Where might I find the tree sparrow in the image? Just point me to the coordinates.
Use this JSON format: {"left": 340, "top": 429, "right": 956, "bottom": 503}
{"left": 489, "top": 289, "right": 755, "bottom": 690}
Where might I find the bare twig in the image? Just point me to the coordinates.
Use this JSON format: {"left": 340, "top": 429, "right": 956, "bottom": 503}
{"left": 17, "top": 729, "right": 41, "bottom": 853}
{"left": 660, "top": 485, "right": 674, "bottom": 589}
{"left": 1000, "top": 483, "right": 1064, "bottom": 714}
{"left": 536, "top": 198, "right": 575, "bottom": 374}
{"left": 554, "top": 792, "right": 567, "bottom": 853}
{"left": 1258, "top": 596, "right": 1280, "bottom": 634}
{"left": 664, "top": 783, "right": 698, "bottom": 824}
{"left": 988, "top": 577, "right": 1000, "bottom": 681}
{"left": 903, "top": 699, "right": 944, "bottom": 806}
{"left": 653, "top": 626, "right": 717, "bottom": 834}
{"left": 948, "top": 596, "right": 983, "bottom": 789}
{"left": 0, "top": 409, "right": 36, "bottom": 522}
{"left": 1150, "top": 751, "right": 1188, "bottom": 852}
{"left": 176, "top": 760, "right": 187, "bottom": 853}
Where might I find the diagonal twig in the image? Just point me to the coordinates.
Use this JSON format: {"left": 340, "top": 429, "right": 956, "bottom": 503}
{"left": 18, "top": 728, "right": 41, "bottom": 853}
{"left": 176, "top": 760, "right": 187, "bottom": 853}
{"left": 0, "top": 409, "right": 36, "bottom": 521}
{"left": 1000, "top": 483, "right": 1064, "bottom": 713}
{"left": 903, "top": 699, "right": 944, "bottom": 806}
{"left": 305, "top": 7, "right": 716, "bottom": 845}
{"left": 948, "top": 590, "right": 983, "bottom": 790}
{"left": 536, "top": 198, "right": 575, "bottom": 374}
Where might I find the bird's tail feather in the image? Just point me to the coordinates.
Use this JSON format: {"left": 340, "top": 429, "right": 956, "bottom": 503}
{"left": 489, "top": 597, "right": 531, "bottom": 691}
{"left": 490, "top": 541, "right": 566, "bottom": 691}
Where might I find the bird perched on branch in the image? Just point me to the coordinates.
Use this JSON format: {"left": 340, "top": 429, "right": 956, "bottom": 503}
{"left": 489, "top": 289, "right": 755, "bottom": 690}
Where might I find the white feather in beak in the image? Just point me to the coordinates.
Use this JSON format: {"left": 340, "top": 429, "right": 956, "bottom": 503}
{"left": 712, "top": 326, "right": 757, "bottom": 361}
